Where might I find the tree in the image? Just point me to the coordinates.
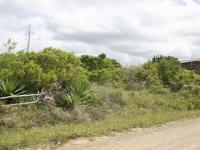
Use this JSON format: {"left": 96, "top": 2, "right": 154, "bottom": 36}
{"left": 80, "top": 55, "right": 98, "bottom": 71}
{"left": 154, "top": 56, "right": 180, "bottom": 85}
{"left": 80, "top": 53, "right": 122, "bottom": 84}
{"left": 81, "top": 53, "right": 121, "bottom": 71}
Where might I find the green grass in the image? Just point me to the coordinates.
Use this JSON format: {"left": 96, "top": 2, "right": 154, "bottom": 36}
{"left": 1, "top": 86, "right": 200, "bottom": 150}
{"left": 1, "top": 110, "right": 200, "bottom": 150}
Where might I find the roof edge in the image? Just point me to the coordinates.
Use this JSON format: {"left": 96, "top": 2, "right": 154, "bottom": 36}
{"left": 181, "top": 58, "right": 200, "bottom": 63}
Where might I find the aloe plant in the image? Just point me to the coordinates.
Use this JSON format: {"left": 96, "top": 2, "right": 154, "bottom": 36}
{"left": 67, "top": 82, "right": 93, "bottom": 106}
{"left": 0, "top": 79, "right": 26, "bottom": 97}
{"left": 57, "top": 81, "right": 94, "bottom": 109}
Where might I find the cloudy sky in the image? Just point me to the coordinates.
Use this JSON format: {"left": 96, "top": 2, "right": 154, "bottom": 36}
{"left": 0, "top": 0, "right": 200, "bottom": 65}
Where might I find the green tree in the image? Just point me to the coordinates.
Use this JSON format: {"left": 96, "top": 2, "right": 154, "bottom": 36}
{"left": 153, "top": 56, "right": 180, "bottom": 85}
{"left": 81, "top": 53, "right": 121, "bottom": 71}
{"left": 80, "top": 53, "right": 122, "bottom": 84}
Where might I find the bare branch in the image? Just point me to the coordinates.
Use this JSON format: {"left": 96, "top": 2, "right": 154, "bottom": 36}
{"left": 0, "top": 84, "right": 62, "bottom": 106}
{"left": 0, "top": 94, "right": 40, "bottom": 100}
{"left": 2, "top": 100, "right": 40, "bottom": 107}
{"left": 25, "top": 24, "right": 33, "bottom": 53}
{"left": 3, "top": 38, "right": 17, "bottom": 53}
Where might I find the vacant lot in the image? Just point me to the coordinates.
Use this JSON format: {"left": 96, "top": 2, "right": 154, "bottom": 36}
{"left": 1, "top": 52, "right": 200, "bottom": 150}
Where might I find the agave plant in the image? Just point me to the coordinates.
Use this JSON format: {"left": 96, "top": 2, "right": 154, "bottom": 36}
{"left": 0, "top": 79, "right": 26, "bottom": 97}
{"left": 67, "top": 82, "right": 93, "bottom": 106}
{"left": 58, "top": 81, "right": 94, "bottom": 109}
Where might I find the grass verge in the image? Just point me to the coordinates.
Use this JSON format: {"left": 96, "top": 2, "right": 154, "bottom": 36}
{"left": 1, "top": 110, "right": 200, "bottom": 150}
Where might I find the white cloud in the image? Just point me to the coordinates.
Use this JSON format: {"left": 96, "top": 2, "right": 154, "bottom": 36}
{"left": 0, "top": 0, "right": 200, "bottom": 65}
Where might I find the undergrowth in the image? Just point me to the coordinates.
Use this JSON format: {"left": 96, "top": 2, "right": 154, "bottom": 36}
{"left": 1, "top": 85, "right": 200, "bottom": 149}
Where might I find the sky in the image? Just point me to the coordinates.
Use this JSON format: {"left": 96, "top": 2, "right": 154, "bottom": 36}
{"left": 0, "top": 0, "right": 200, "bottom": 65}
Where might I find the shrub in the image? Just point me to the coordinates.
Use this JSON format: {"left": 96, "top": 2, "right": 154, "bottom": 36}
{"left": 189, "top": 86, "right": 200, "bottom": 95}
{"left": 81, "top": 53, "right": 123, "bottom": 85}
{"left": 57, "top": 81, "right": 94, "bottom": 109}
{"left": 176, "top": 69, "right": 200, "bottom": 86}
{"left": 89, "top": 68, "right": 124, "bottom": 85}
{"left": 124, "top": 65, "right": 162, "bottom": 90}
{"left": 67, "top": 106, "right": 91, "bottom": 123}
{"left": 124, "top": 55, "right": 200, "bottom": 92}
{"left": 0, "top": 117, "right": 17, "bottom": 130}
{"left": 189, "top": 99, "right": 200, "bottom": 110}
{"left": 148, "top": 86, "right": 168, "bottom": 94}
{"left": 124, "top": 67, "right": 147, "bottom": 90}
{"left": 151, "top": 56, "right": 181, "bottom": 86}
{"left": 0, "top": 79, "right": 26, "bottom": 97}
{"left": 0, "top": 105, "right": 76, "bottom": 130}
{"left": 0, "top": 79, "right": 26, "bottom": 104}
{"left": 0, "top": 48, "right": 89, "bottom": 92}
{"left": 167, "top": 99, "right": 189, "bottom": 111}
{"left": 169, "top": 82, "right": 183, "bottom": 92}
{"left": 180, "top": 85, "right": 200, "bottom": 98}
{"left": 81, "top": 53, "right": 121, "bottom": 72}
{"left": 103, "top": 90, "right": 126, "bottom": 111}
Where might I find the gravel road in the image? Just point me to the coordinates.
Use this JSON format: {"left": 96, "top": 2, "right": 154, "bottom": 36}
{"left": 56, "top": 118, "right": 200, "bottom": 150}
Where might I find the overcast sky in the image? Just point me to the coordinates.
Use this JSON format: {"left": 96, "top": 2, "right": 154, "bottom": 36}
{"left": 0, "top": 0, "right": 200, "bottom": 65}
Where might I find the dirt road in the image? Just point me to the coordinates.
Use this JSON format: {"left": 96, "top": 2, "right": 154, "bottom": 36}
{"left": 56, "top": 118, "right": 200, "bottom": 150}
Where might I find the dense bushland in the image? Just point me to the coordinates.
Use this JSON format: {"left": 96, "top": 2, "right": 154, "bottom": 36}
{"left": 1, "top": 48, "right": 200, "bottom": 149}
{"left": 0, "top": 48, "right": 88, "bottom": 92}
{"left": 1, "top": 48, "right": 200, "bottom": 97}
{"left": 124, "top": 55, "right": 200, "bottom": 91}
{"left": 81, "top": 53, "right": 123, "bottom": 85}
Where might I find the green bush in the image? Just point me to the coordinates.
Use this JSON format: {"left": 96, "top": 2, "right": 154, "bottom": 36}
{"left": 189, "top": 99, "right": 200, "bottom": 110}
{"left": 166, "top": 99, "right": 189, "bottom": 111}
{"left": 81, "top": 53, "right": 121, "bottom": 71}
{"left": 124, "top": 55, "right": 200, "bottom": 92}
{"left": 176, "top": 69, "right": 200, "bottom": 86}
{"left": 89, "top": 68, "right": 124, "bottom": 86}
{"left": 148, "top": 86, "right": 168, "bottom": 94}
{"left": 81, "top": 53, "right": 123, "bottom": 85}
{"left": 0, "top": 79, "right": 26, "bottom": 104}
{"left": 0, "top": 48, "right": 89, "bottom": 92}
{"left": 180, "top": 85, "right": 200, "bottom": 98}
{"left": 169, "top": 82, "right": 183, "bottom": 92}
{"left": 0, "top": 79, "right": 26, "bottom": 97}
{"left": 124, "top": 67, "right": 148, "bottom": 90}
{"left": 124, "top": 65, "right": 161, "bottom": 90}
{"left": 151, "top": 56, "right": 180, "bottom": 86}
{"left": 102, "top": 89, "right": 127, "bottom": 111}
{"left": 57, "top": 81, "right": 95, "bottom": 109}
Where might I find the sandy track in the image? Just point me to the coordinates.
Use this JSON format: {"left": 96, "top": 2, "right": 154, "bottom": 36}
{"left": 56, "top": 118, "right": 200, "bottom": 150}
